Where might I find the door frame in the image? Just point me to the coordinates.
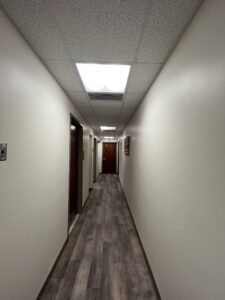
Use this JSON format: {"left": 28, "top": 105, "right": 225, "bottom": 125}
{"left": 117, "top": 140, "right": 119, "bottom": 174}
{"left": 93, "top": 138, "right": 97, "bottom": 182}
{"left": 102, "top": 142, "right": 117, "bottom": 174}
{"left": 68, "top": 113, "right": 83, "bottom": 233}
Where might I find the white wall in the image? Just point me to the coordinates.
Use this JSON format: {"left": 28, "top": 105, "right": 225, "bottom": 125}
{"left": 119, "top": 0, "right": 225, "bottom": 299}
{"left": 0, "top": 9, "right": 93, "bottom": 300}
{"left": 82, "top": 127, "right": 93, "bottom": 204}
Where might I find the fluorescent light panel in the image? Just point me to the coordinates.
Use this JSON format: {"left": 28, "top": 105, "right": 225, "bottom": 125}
{"left": 100, "top": 126, "right": 116, "bottom": 131}
{"left": 104, "top": 137, "right": 114, "bottom": 139}
{"left": 76, "top": 63, "right": 130, "bottom": 93}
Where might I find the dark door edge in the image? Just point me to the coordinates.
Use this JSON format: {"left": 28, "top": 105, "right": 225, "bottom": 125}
{"left": 68, "top": 113, "right": 83, "bottom": 235}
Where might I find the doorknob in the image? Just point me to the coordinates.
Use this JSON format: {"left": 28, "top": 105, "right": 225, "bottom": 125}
{"left": 103, "top": 157, "right": 106, "bottom": 160}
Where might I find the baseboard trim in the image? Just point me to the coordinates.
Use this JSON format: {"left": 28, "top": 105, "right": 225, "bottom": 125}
{"left": 36, "top": 178, "right": 102, "bottom": 299}
{"left": 69, "top": 214, "right": 80, "bottom": 234}
{"left": 36, "top": 237, "right": 69, "bottom": 299}
{"left": 118, "top": 177, "right": 162, "bottom": 300}
{"left": 82, "top": 194, "right": 90, "bottom": 210}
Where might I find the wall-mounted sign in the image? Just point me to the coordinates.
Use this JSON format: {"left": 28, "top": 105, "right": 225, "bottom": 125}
{"left": 0, "top": 143, "right": 7, "bottom": 161}
{"left": 124, "top": 136, "right": 130, "bottom": 156}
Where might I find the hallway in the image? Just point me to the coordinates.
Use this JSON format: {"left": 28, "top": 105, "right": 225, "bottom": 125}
{"left": 40, "top": 175, "right": 158, "bottom": 300}
{"left": 2, "top": 1, "right": 225, "bottom": 299}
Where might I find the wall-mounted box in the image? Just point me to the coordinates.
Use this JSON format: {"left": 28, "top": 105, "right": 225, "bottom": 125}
{"left": 0, "top": 144, "right": 7, "bottom": 161}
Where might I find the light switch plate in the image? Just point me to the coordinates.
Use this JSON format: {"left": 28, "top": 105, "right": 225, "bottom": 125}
{"left": 0, "top": 143, "right": 7, "bottom": 161}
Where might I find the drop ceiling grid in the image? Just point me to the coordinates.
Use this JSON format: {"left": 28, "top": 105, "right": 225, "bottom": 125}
{"left": 49, "top": 0, "right": 151, "bottom": 62}
{"left": 93, "top": 106, "right": 122, "bottom": 116}
{"left": 67, "top": 91, "right": 91, "bottom": 111}
{"left": 72, "top": 63, "right": 103, "bottom": 132}
{"left": 116, "top": 0, "right": 203, "bottom": 132}
{"left": 116, "top": 62, "right": 161, "bottom": 131}
{"left": 0, "top": 0, "right": 102, "bottom": 134}
{"left": 45, "top": 2, "right": 103, "bottom": 134}
{"left": 137, "top": 0, "right": 204, "bottom": 63}
{"left": 48, "top": 0, "right": 154, "bottom": 137}
{"left": 67, "top": 92, "right": 98, "bottom": 129}
{"left": 44, "top": 59, "right": 83, "bottom": 92}
{"left": 0, "top": 0, "right": 70, "bottom": 60}
{"left": 115, "top": 62, "right": 135, "bottom": 135}
{"left": 0, "top": 0, "right": 204, "bottom": 137}
{"left": 123, "top": 93, "right": 145, "bottom": 108}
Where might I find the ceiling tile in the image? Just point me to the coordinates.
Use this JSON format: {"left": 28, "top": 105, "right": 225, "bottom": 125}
{"left": 119, "top": 114, "right": 132, "bottom": 125}
{"left": 0, "top": 0, "right": 70, "bottom": 60}
{"left": 127, "top": 63, "right": 161, "bottom": 94}
{"left": 51, "top": 0, "right": 151, "bottom": 62}
{"left": 82, "top": 111, "right": 98, "bottom": 127}
{"left": 96, "top": 113, "right": 120, "bottom": 119}
{"left": 90, "top": 101, "right": 123, "bottom": 108}
{"left": 137, "top": 0, "right": 203, "bottom": 63}
{"left": 44, "top": 59, "right": 83, "bottom": 92}
{"left": 96, "top": 114, "right": 120, "bottom": 121}
{"left": 97, "top": 116, "right": 119, "bottom": 125}
{"left": 0, "top": 0, "right": 203, "bottom": 139}
{"left": 84, "top": 114, "right": 97, "bottom": 125}
{"left": 92, "top": 106, "right": 121, "bottom": 117}
{"left": 67, "top": 91, "right": 99, "bottom": 127}
{"left": 118, "top": 107, "right": 135, "bottom": 125}
{"left": 120, "top": 107, "right": 135, "bottom": 117}
{"left": 116, "top": 125, "right": 124, "bottom": 132}
{"left": 92, "top": 126, "right": 100, "bottom": 132}
{"left": 124, "top": 93, "right": 144, "bottom": 108}
{"left": 67, "top": 91, "right": 90, "bottom": 108}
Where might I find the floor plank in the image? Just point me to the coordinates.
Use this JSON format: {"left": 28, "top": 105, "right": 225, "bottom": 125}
{"left": 40, "top": 174, "right": 159, "bottom": 300}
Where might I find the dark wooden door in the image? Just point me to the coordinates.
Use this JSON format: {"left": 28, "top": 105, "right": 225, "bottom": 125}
{"left": 68, "top": 114, "right": 83, "bottom": 230}
{"left": 102, "top": 143, "right": 117, "bottom": 173}
{"left": 69, "top": 124, "right": 79, "bottom": 224}
{"left": 93, "top": 138, "right": 97, "bottom": 182}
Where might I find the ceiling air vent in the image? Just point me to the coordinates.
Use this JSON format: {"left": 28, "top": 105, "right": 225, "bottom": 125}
{"left": 88, "top": 93, "right": 123, "bottom": 101}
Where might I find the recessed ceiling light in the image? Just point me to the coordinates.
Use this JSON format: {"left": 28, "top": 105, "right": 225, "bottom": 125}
{"left": 100, "top": 126, "right": 116, "bottom": 131}
{"left": 70, "top": 125, "right": 76, "bottom": 130}
{"left": 76, "top": 63, "right": 130, "bottom": 93}
{"left": 104, "top": 136, "right": 114, "bottom": 139}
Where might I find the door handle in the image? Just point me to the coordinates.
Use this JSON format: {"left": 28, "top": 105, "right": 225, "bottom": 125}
{"left": 103, "top": 157, "right": 106, "bottom": 160}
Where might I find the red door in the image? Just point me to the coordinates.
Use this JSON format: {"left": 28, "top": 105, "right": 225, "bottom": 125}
{"left": 102, "top": 143, "right": 117, "bottom": 173}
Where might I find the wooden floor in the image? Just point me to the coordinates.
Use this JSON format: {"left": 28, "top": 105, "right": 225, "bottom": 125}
{"left": 40, "top": 174, "right": 159, "bottom": 300}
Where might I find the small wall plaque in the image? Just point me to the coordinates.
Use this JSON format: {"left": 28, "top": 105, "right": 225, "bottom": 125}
{"left": 124, "top": 136, "right": 130, "bottom": 156}
{"left": 0, "top": 143, "right": 7, "bottom": 161}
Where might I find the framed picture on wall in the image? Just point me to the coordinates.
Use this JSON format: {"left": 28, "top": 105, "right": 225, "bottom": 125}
{"left": 124, "top": 136, "right": 130, "bottom": 156}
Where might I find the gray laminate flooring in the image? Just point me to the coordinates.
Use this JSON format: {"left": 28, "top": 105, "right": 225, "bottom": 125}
{"left": 40, "top": 174, "right": 159, "bottom": 300}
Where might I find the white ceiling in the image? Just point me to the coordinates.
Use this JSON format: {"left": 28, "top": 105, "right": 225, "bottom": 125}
{"left": 0, "top": 0, "right": 203, "bottom": 137}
